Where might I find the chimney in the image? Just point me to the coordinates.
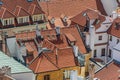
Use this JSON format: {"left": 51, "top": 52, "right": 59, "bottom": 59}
{"left": 1, "top": 66, "right": 11, "bottom": 76}
{"left": 61, "top": 14, "right": 68, "bottom": 22}
{"left": 55, "top": 26, "right": 60, "bottom": 38}
{"left": 50, "top": 17, "right": 55, "bottom": 24}
{"left": 35, "top": 23, "right": 44, "bottom": 41}
{"left": 73, "top": 46, "right": 78, "bottom": 57}
{"left": 112, "top": 11, "right": 118, "bottom": 19}
{"left": 89, "top": 63, "right": 95, "bottom": 80}
{"left": 36, "top": 23, "right": 41, "bottom": 37}
{"left": 56, "top": 48, "right": 58, "bottom": 65}
{"left": 89, "top": 25, "right": 95, "bottom": 57}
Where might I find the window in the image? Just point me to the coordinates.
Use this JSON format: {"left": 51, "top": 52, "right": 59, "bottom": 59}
{"left": 94, "top": 50, "right": 97, "bottom": 57}
{"left": 63, "top": 70, "right": 71, "bottom": 79}
{"left": 117, "top": 39, "right": 119, "bottom": 44}
{"left": 108, "top": 49, "right": 112, "bottom": 58}
{"left": 19, "top": 18, "right": 24, "bottom": 23}
{"left": 99, "top": 36, "right": 102, "bottom": 40}
{"left": 3, "top": 19, "right": 14, "bottom": 26}
{"left": 110, "top": 35, "right": 112, "bottom": 41}
{"left": 101, "top": 48, "right": 105, "bottom": 56}
{"left": 18, "top": 17, "right": 29, "bottom": 23}
{"left": 44, "top": 75, "right": 50, "bottom": 80}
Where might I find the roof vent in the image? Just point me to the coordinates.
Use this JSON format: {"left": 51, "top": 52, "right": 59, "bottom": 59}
{"left": 61, "top": 14, "right": 68, "bottom": 22}
{"left": 55, "top": 26, "right": 60, "bottom": 37}
{"left": 50, "top": 17, "right": 55, "bottom": 24}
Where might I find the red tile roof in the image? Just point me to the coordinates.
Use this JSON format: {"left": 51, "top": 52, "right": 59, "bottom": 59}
{"left": 107, "top": 18, "right": 120, "bottom": 38}
{"left": 0, "top": 7, "right": 16, "bottom": 19}
{"left": 28, "top": 4, "right": 44, "bottom": 15}
{"left": 29, "top": 47, "right": 77, "bottom": 73}
{"left": 95, "top": 62, "right": 120, "bottom": 80}
{"left": 15, "top": 26, "right": 87, "bottom": 65}
{"left": 0, "top": 0, "right": 44, "bottom": 18}
{"left": 39, "top": 0, "right": 107, "bottom": 18}
{"left": 14, "top": 6, "right": 30, "bottom": 17}
{"left": 70, "top": 9, "right": 106, "bottom": 29}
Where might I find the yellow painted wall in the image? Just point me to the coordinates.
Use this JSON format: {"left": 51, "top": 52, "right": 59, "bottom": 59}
{"left": 85, "top": 52, "right": 91, "bottom": 72}
{"left": 36, "top": 66, "right": 81, "bottom": 80}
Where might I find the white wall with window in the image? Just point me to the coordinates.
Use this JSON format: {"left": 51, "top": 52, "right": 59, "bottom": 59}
{"left": 17, "top": 16, "right": 29, "bottom": 24}
{"left": 2, "top": 18, "right": 14, "bottom": 26}
{"left": 95, "top": 33, "right": 108, "bottom": 44}
{"left": 32, "top": 14, "right": 43, "bottom": 22}
{"left": 108, "top": 35, "right": 120, "bottom": 50}
{"left": 94, "top": 45, "right": 107, "bottom": 61}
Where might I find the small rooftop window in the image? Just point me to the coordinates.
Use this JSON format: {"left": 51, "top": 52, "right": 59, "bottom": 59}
{"left": 0, "top": 1, "right": 3, "bottom": 5}
{"left": 27, "top": 0, "right": 33, "bottom": 2}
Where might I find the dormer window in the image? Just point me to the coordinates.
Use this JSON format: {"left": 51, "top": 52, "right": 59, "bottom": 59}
{"left": 65, "top": 33, "right": 76, "bottom": 46}
{"left": 115, "top": 22, "right": 120, "bottom": 30}
{"left": 3, "top": 18, "right": 14, "bottom": 26}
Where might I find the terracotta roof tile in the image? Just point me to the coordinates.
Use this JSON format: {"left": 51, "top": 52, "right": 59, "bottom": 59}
{"left": 14, "top": 6, "right": 30, "bottom": 17}
{"left": 39, "top": 0, "right": 107, "bottom": 17}
{"left": 95, "top": 62, "right": 120, "bottom": 80}
{"left": 107, "top": 18, "right": 120, "bottom": 38}
{"left": 65, "top": 33, "right": 76, "bottom": 42}
{"left": 70, "top": 9, "right": 106, "bottom": 29}
{"left": 0, "top": 0, "right": 44, "bottom": 18}
{"left": 29, "top": 47, "right": 76, "bottom": 73}
{"left": 0, "top": 7, "right": 16, "bottom": 19}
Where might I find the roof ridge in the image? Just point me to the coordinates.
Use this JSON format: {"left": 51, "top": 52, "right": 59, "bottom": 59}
{"left": 43, "top": 53, "right": 59, "bottom": 69}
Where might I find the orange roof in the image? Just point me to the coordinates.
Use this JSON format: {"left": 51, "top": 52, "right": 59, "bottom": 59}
{"left": 39, "top": 0, "right": 107, "bottom": 17}
{"left": 95, "top": 62, "right": 120, "bottom": 80}
{"left": 25, "top": 43, "right": 34, "bottom": 53}
{"left": 41, "top": 26, "right": 87, "bottom": 53}
{"left": 28, "top": 4, "right": 44, "bottom": 15}
{"left": 0, "top": 0, "right": 44, "bottom": 18}
{"left": 0, "top": 7, "right": 16, "bottom": 19}
{"left": 107, "top": 18, "right": 120, "bottom": 38}
{"left": 15, "top": 26, "right": 87, "bottom": 65}
{"left": 65, "top": 33, "right": 76, "bottom": 42}
{"left": 29, "top": 47, "right": 77, "bottom": 73}
{"left": 70, "top": 9, "right": 106, "bottom": 29}
{"left": 14, "top": 6, "right": 30, "bottom": 17}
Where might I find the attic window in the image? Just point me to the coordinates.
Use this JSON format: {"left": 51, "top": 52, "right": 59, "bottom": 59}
{"left": 27, "top": 0, "right": 33, "bottom": 2}
{"left": 0, "top": 1, "right": 3, "bottom": 5}
{"left": 94, "top": 19, "right": 100, "bottom": 25}
{"left": 115, "top": 22, "right": 120, "bottom": 30}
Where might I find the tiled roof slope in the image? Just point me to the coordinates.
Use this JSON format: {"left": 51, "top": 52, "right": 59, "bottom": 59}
{"left": 41, "top": 26, "right": 87, "bottom": 53}
{"left": 15, "top": 26, "right": 87, "bottom": 64}
{"left": 70, "top": 9, "right": 106, "bottom": 29}
{"left": 29, "top": 47, "right": 77, "bottom": 73}
{"left": 39, "top": 0, "right": 107, "bottom": 17}
{"left": 95, "top": 62, "right": 120, "bottom": 80}
{"left": 0, "top": 7, "right": 16, "bottom": 19}
{"left": 107, "top": 18, "right": 120, "bottom": 38}
{"left": 0, "top": 0, "right": 44, "bottom": 18}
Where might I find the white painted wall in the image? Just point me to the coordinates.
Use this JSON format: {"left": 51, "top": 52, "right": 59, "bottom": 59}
{"left": 95, "top": 33, "right": 108, "bottom": 44}
{"left": 96, "top": 17, "right": 112, "bottom": 32}
{"left": 101, "top": 0, "right": 118, "bottom": 15}
{"left": 113, "top": 49, "right": 120, "bottom": 62}
{"left": 12, "top": 72, "right": 35, "bottom": 80}
{"left": 108, "top": 35, "right": 120, "bottom": 50}
{"left": 94, "top": 45, "right": 107, "bottom": 61}
{"left": 6, "top": 37, "right": 17, "bottom": 57}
